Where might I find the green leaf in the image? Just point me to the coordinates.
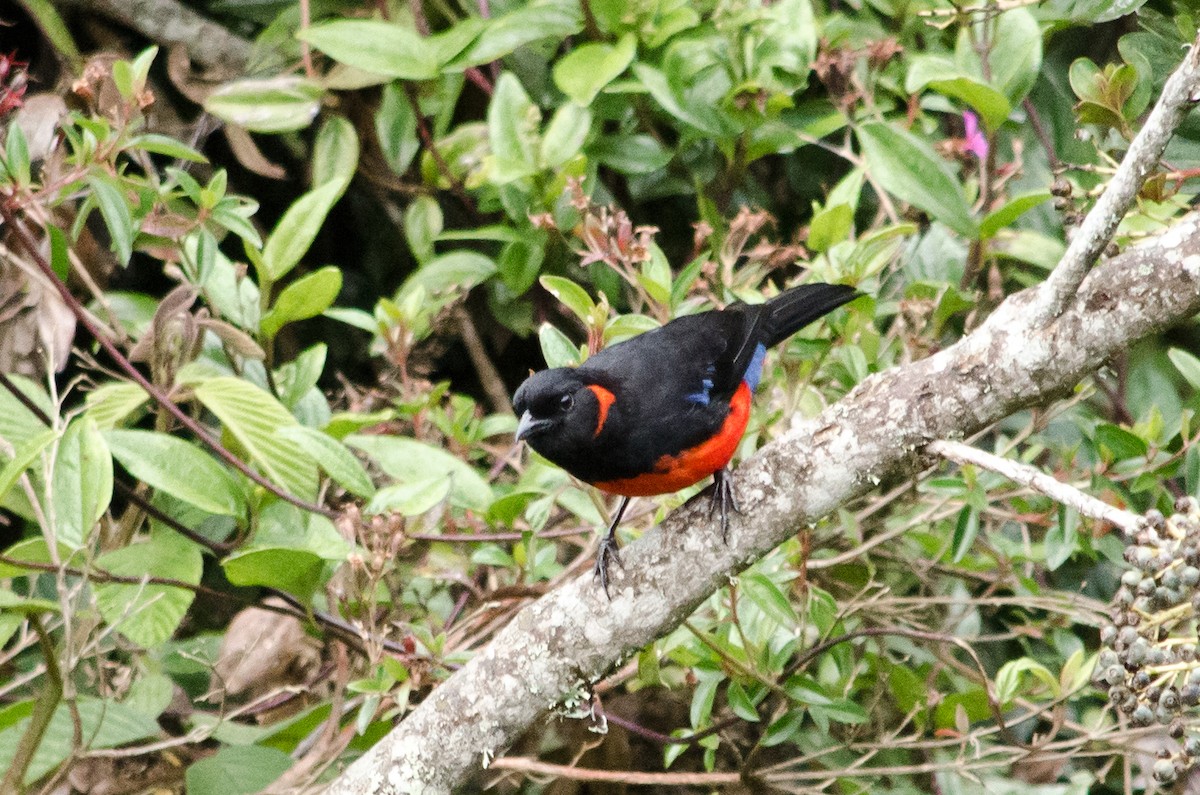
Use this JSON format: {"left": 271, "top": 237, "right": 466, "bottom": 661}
{"left": 204, "top": 77, "right": 322, "bottom": 134}
{"left": 986, "top": 8, "right": 1042, "bottom": 107}
{"left": 540, "top": 275, "right": 595, "bottom": 323}
{"left": 404, "top": 196, "right": 444, "bottom": 265}
{"left": 376, "top": 83, "right": 420, "bottom": 175}
{"left": 0, "top": 428, "right": 57, "bottom": 504}
{"left": 0, "top": 538, "right": 73, "bottom": 579}
{"left": 488, "top": 73, "right": 540, "bottom": 183}
{"left": 312, "top": 115, "right": 360, "bottom": 192}
{"left": 398, "top": 251, "right": 496, "bottom": 301}
{"left": 995, "top": 657, "right": 1059, "bottom": 704}
{"left": 94, "top": 529, "right": 202, "bottom": 647}
{"left": 0, "top": 375, "right": 53, "bottom": 448}
{"left": 4, "top": 121, "right": 30, "bottom": 186}
{"left": 588, "top": 134, "right": 672, "bottom": 175}
{"left": 261, "top": 181, "right": 343, "bottom": 282}
{"left": 222, "top": 547, "right": 325, "bottom": 598}
{"left": 540, "top": 103, "right": 591, "bottom": 169}
{"left": 807, "top": 203, "right": 853, "bottom": 253}
{"left": 87, "top": 174, "right": 135, "bottom": 266}
{"left": 552, "top": 33, "right": 636, "bottom": 105}
{"left": 1169, "top": 348, "right": 1200, "bottom": 391}
{"left": 539, "top": 322, "right": 582, "bottom": 368}
{"left": 979, "top": 192, "right": 1053, "bottom": 239}
{"left": 104, "top": 429, "right": 245, "bottom": 516}
{"left": 1046, "top": 505, "right": 1079, "bottom": 571}
{"left": 127, "top": 133, "right": 207, "bottom": 162}
{"left": 950, "top": 505, "right": 979, "bottom": 563}
{"left": 347, "top": 436, "right": 492, "bottom": 512}
{"left": 450, "top": 0, "right": 584, "bottom": 68}
{"left": 740, "top": 572, "right": 797, "bottom": 628}
{"left": 726, "top": 681, "right": 761, "bottom": 722}
{"left": 365, "top": 477, "right": 451, "bottom": 516}
{"left": 632, "top": 63, "right": 721, "bottom": 136}
{"left": 276, "top": 426, "right": 375, "bottom": 498}
{"left": 192, "top": 377, "right": 318, "bottom": 500}
{"left": 261, "top": 266, "right": 343, "bottom": 338}
{"left": 85, "top": 381, "right": 150, "bottom": 429}
{"left": 1094, "top": 423, "right": 1148, "bottom": 461}
{"left": 185, "top": 744, "right": 293, "bottom": 795}
{"left": 298, "top": 19, "right": 438, "bottom": 80}
{"left": 0, "top": 698, "right": 159, "bottom": 786}
{"left": 50, "top": 417, "right": 112, "bottom": 548}
{"left": 857, "top": 122, "right": 977, "bottom": 238}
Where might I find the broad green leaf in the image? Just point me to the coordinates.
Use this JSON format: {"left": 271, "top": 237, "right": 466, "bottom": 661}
{"left": 127, "top": 133, "right": 207, "bottom": 162}
{"left": 996, "top": 657, "right": 1059, "bottom": 704}
{"left": 185, "top": 745, "right": 293, "bottom": 795}
{"left": 365, "top": 477, "right": 451, "bottom": 516}
{"left": 0, "top": 428, "right": 57, "bottom": 504}
{"left": 404, "top": 196, "right": 444, "bottom": 265}
{"left": 0, "top": 698, "right": 159, "bottom": 785}
{"left": 0, "top": 589, "right": 59, "bottom": 614}
{"left": 204, "top": 77, "right": 322, "bottom": 134}
{"left": 540, "top": 103, "right": 591, "bottom": 169}
{"left": 50, "top": 417, "right": 112, "bottom": 548}
{"left": 740, "top": 572, "right": 798, "bottom": 628}
{"left": 1046, "top": 505, "right": 1079, "bottom": 571}
{"left": 347, "top": 436, "right": 492, "bottom": 512}
{"left": 588, "top": 134, "right": 672, "bottom": 174}
{"left": 986, "top": 8, "right": 1042, "bottom": 107}
{"left": 312, "top": 115, "right": 360, "bottom": 192}
{"left": 1094, "top": 423, "right": 1148, "bottom": 460}
{"left": 979, "top": 192, "right": 1053, "bottom": 239}
{"left": 950, "top": 505, "right": 979, "bottom": 563}
{"left": 87, "top": 174, "right": 134, "bottom": 265}
{"left": 4, "top": 121, "right": 30, "bottom": 185}
{"left": 397, "top": 251, "right": 496, "bottom": 301}
{"left": 488, "top": 73, "right": 540, "bottom": 184}
{"left": 450, "top": 0, "right": 583, "bottom": 68}
{"left": 540, "top": 275, "right": 595, "bottom": 323}
{"left": 261, "top": 266, "right": 343, "bottom": 338}
{"left": 94, "top": 529, "right": 202, "bottom": 647}
{"left": 298, "top": 20, "right": 438, "bottom": 80}
{"left": 1169, "top": 348, "right": 1200, "bottom": 391}
{"left": 277, "top": 426, "right": 375, "bottom": 498}
{"left": 261, "top": 181, "right": 343, "bottom": 282}
{"left": 376, "top": 82, "right": 420, "bottom": 175}
{"left": 807, "top": 203, "right": 853, "bottom": 253}
{"left": 85, "top": 381, "right": 149, "bottom": 429}
{"left": 552, "top": 33, "right": 636, "bottom": 105}
{"left": 222, "top": 547, "right": 325, "bottom": 598}
{"left": 857, "top": 122, "right": 977, "bottom": 238}
{"left": 192, "top": 377, "right": 318, "bottom": 500}
{"left": 538, "top": 322, "right": 582, "bottom": 368}
{"left": 104, "top": 429, "right": 245, "bottom": 516}
{"left": 0, "top": 374, "right": 53, "bottom": 448}
{"left": 0, "top": 538, "right": 74, "bottom": 578}
{"left": 632, "top": 63, "right": 721, "bottom": 136}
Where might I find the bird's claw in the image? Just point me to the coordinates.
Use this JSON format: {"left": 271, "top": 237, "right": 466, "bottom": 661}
{"left": 710, "top": 469, "right": 742, "bottom": 543}
{"left": 593, "top": 534, "right": 624, "bottom": 599}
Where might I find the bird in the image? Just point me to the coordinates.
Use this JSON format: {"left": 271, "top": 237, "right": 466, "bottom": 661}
{"left": 513, "top": 282, "right": 859, "bottom": 596}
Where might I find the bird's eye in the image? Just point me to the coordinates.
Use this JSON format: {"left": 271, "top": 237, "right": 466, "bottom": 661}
{"left": 558, "top": 393, "right": 574, "bottom": 411}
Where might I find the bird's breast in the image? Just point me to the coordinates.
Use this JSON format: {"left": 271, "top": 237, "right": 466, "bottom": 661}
{"left": 591, "top": 381, "right": 752, "bottom": 497}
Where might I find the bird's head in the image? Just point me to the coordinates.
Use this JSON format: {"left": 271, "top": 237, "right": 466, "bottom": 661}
{"left": 513, "top": 368, "right": 612, "bottom": 467}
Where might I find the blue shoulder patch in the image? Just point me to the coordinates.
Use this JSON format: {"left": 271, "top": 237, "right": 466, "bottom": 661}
{"left": 743, "top": 343, "right": 767, "bottom": 390}
{"left": 686, "top": 377, "right": 715, "bottom": 405}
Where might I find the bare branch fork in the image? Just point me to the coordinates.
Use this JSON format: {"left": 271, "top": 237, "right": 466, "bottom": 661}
{"left": 325, "top": 35, "right": 1200, "bottom": 794}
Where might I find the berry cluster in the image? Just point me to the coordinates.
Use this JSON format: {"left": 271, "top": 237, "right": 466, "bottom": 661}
{"left": 1095, "top": 498, "right": 1200, "bottom": 786}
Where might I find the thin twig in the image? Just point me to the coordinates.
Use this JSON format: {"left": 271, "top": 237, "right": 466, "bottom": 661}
{"left": 488, "top": 755, "right": 741, "bottom": 785}
{"left": 928, "top": 439, "right": 1144, "bottom": 536}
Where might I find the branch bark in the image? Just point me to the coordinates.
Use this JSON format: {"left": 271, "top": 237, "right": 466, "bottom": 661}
{"left": 326, "top": 40, "right": 1200, "bottom": 795}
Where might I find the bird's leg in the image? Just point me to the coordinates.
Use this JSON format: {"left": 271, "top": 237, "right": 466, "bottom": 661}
{"left": 710, "top": 468, "right": 742, "bottom": 542}
{"left": 594, "top": 496, "right": 630, "bottom": 599}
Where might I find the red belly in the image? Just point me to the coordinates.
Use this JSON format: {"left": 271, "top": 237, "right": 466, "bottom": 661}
{"left": 592, "top": 382, "right": 751, "bottom": 497}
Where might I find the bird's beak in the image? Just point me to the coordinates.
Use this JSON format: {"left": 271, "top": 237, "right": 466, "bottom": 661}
{"left": 516, "top": 410, "right": 551, "bottom": 441}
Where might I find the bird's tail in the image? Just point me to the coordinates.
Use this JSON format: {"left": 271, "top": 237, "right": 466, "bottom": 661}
{"left": 763, "top": 283, "right": 860, "bottom": 347}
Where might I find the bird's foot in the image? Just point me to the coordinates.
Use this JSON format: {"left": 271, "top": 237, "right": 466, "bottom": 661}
{"left": 710, "top": 468, "right": 742, "bottom": 543}
{"left": 593, "top": 533, "right": 624, "bottom": 599}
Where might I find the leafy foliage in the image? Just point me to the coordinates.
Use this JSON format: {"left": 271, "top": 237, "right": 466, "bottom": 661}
{"left": 0, "top": 0, "right": 1197, "bottom": 791}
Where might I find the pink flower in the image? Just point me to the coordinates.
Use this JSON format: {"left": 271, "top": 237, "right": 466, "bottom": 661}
{"left": 963, "top": 111, "right": 988, "bottom": 160}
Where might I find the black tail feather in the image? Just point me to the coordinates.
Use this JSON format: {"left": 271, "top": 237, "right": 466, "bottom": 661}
{"left": 763, "top": 283, "right": 860, "bottom": 348}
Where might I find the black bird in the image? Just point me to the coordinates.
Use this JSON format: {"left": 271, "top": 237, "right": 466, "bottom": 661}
{"left": 514, "top": 282, "right": 859, "bottom": 595}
